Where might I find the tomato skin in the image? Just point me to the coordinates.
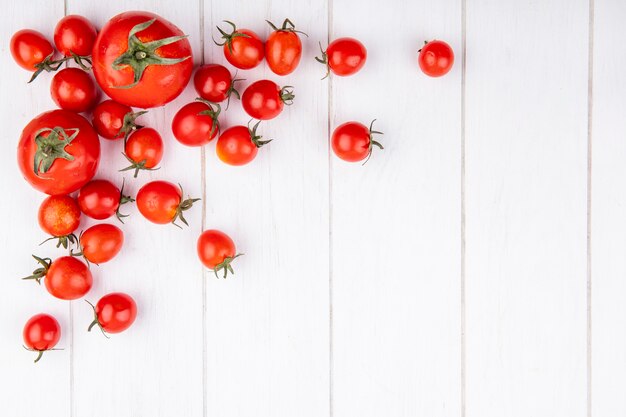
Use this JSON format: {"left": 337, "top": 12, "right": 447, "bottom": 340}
{"left": 223, "top": 29, "right": 264, "bottom": 70}
{"left": 93, "top": 293, "right": 137, "bottom": 334}
{"left": 92, "top": 11, "right": 193, "bottom": 108}
{"left": 418, "top": 40, "right": 454, "bottom": 77}
{"left": 77, "top": 179, "right": 121, "bottom": 220}
{"left": 193, "top": 64, "right": 233, "bottom": 103}
{"left": 10, "top": 29, "right": 54, "bottom": 71}
{"left": 266, "top": 30, "right": 302, "bottom": 76}
{"left": 54, "top": 15, "right": 98, "bottom": 57}
{"left": 136, "top": 181, "right": 181, "bottom": 224}
{"left": 171, "top": 101, "right": 219, "bottom": 147}
{"left": 327, "top": 37, "right": 367, "bottom": 76}
{"left": 331, "top": 122, "right": 373, "bottom": 162}
{"left": 23, "top": 314, "right": 61, "bottom": 352}
{"left": 197, "top": 230, "right": 236, "bottom": 269}
{"left": 242, "top": 80, "right": 289, "bottom": 120}
{"left": 17, "top": 110, "right": 100, "bottom": 195}
{"left": 50, "top": 68, "right": 98, "bottom": 112}
{"left": 92, "top": 100, "right": 132, "bottom": 139}
{"left": 45, "top": 256, "right": 92, "bottom": 300}
{"left": 80, "top": 224, "right": 124, "bottom": 264}
{"left": 125, "top": 128, "right": 163, "bottom": 168}
{"left": 38, "top": 195, "right": 81, "bottom": 237}
{"left": 216, "top": 126, "right": 258, "bottom": 166}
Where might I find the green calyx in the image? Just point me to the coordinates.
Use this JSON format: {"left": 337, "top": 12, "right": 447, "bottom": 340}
{"left": 196, "top": 98, "right": 221, "bottom": 137}
{"left": 21, "top": 255, "right": 51, "bottom": 284}
{"left": 265, "top": 18, "right": 308, "bottom": 37}
{"left": 214, "top": 21, "right": 251, "bottom": 53}
{"left": 225, "top": 74, "right": 244, "bottom": 110}
{"left": 29, "top": 52, "right": 92, "bottom": 83}
{"left": 314, "top": 42, "right": 330, "bottom": 80}
{"left": 213, "top": 253, "right": 244, "bottom": 279}
{"left": 118, "top": 110, "right": 148, "bottom": 143}
{"left": 279, "top": 86, "right": 295, "bottom": 105}
{"left": 363, "top": 119, "right": 384, "bottom": 165}
{"left": 40, "top": 233, "right": 78, "bottom": 250}
{"left": 172, "top": 184, "right": 200, "bottom": 229}
{"left": 85, "top": 300, "right": 109, "bottom": 338}
{"left": 119, "top": 152, "right": 160, "bottom": 178}
{"left": 248, "top": 120, "right": 272, "bottom": 148}
{"left": 112, "top": 18, "right": 191, "bottom": 89}
{"left": 33, "top": 127, "right": 79, "bottom": 176}
{"left": 116, "top": 179, "right": 135, "bottom": 223}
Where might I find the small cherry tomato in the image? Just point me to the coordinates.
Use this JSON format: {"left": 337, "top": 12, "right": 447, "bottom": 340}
{"left": 171, "top": 100, "right": 220, "bottom": 147}
{"left": 265, "top": 19, "right": 305, "bottom": 76}
{"left": 54, "top": 15, "right": 98, "bottom": 57}
{"left": 87, "top": 292, "right": 137, "bottom": 335}
{"left": 10, "top": 29, "right": 54, "bottom": 71}
{"left": 242, "top": 80, "right": 294, "bottom": 120}
{"left": 217, "top": 121, "right": 271, "bottom": 166}
{"left": 197, "top": 229, "right": 242, "bottom": 278}
{"left": 23, "top": 255, "right": 92, "bottom": 300}
{"left": 38, "top": 195, "right": 81, "bottom": 249}
{"left": 122, "top": 127, "right": 163, "bottom": 177}
{"left": 136, "top": 181, "right": 199, "bottom": 227}
{"left": 193, "top": 64, "right": 242, "bottom": 107}
{"left": 92, "top": 100, "right": 146, "bottom": 140}
{"left": 77, "top": 179, "right": 134, "bottom": 222}
{"left": 316, "top": 37, "right": 367, "bottom": 77}
{"left": 215, "top": 21, "right": 264, "bottom": 70}
{"left": 418, "top": 40, "right": 454, "bottom": 77}
{"left": 76, "top": 223, "right": 124, "bottom": 264}
{"left": 331, "top": 120, "right": 384, "bottom": 163}
{"left": 23, "top": 313, "right": 61, "bottom": 363}
{"left": 50, "top": 68, "right": 98, "bottom": 112}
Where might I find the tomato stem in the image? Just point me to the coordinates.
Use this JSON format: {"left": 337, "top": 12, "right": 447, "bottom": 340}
{"left": 196, "top": 99, "right": 221, "bottom": 137}
{"left": 315, "top": 42, "right": 331, "bottom": 80}
{"left": 32, "top": 127, "right": 79, "bottom": 176}
{"left": 362, "top": 119, "right": 384, "bottom": 165}
{"left": 213, "top": 253, "right": 244, "bottom": 279}
{"left": 279, "top": 86, "right": 295, "bottom": 105}
{"left": 118, "top": 110, "right": 148, "bottom": 144}
{"left": 171, "top": 184, "right": 200, "bottom": 229}
{"left": 120, "top": 153, "right": 160, "bottom": 178}
{"left": 39, "top": 233, "right": 78, "bottom": 250}
{"left": 21, "top": 255, "right": 52, "bottom": 284}
{"left": 265, "top": 18, "right": 309, "bottom": 37}
{"left": 28, "top": 52, "right": 92, "bottom": 83}
{"left": 225, "top": 73, "right": 244, "bottom": 110}
{"left": 214, "top": 21, "right": 251, "bottom": 53}
{"left": 248, "top": 120, "right": 273, "bottom": 148}
{"left": 85, "top": 300, "right": 110, "bottom": 338}
{"left": 116, "top": 179, "right": 135, "bottom": 224}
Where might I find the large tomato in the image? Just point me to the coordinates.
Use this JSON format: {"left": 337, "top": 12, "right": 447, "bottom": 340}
{"left": 92, "top": 11, "right": 193, "bottom": 109}
{"left": 17, "top": 110, "right": 100, "bottom": 195}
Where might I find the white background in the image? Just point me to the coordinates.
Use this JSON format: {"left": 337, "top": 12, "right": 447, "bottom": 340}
{"left": 0, "top": 0, "right": 622, "bottom": 416}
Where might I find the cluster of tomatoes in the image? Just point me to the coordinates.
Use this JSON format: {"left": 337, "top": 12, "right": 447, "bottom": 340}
{"left": 11, "top": 10, "right": 454, "bottom": 363}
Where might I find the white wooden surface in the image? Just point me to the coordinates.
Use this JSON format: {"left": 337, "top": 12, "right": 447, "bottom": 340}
{"left": 0, "top": 0, "right": 623, "bottom": 416}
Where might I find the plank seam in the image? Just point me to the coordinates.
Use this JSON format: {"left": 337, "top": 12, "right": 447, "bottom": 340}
{"left": 586, "top": 0, "right": 594, "bottom": 416}
{"left": 327, "top": 0, "right": 334, "bottom": 415}
{"left": 460, "top": 0, "right": 467, "bottom": 415}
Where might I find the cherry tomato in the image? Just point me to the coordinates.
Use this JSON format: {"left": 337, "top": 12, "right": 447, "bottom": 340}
{"left": 216, "top": 121, "right": 271, "bottom": 166}
{"left": 331, "top": 120, "right": 384, "bottom": 163}
{"left": 10, "top": 29, "right": 54, "bottom": 71}
{"left": 418, "top": 40, "right": 454, "bottom": 77}
{"left": 23, "top": 313, "right": 61, "bottom": 363}
{"left": 38, "top": 195, "right": 81, "bottom": 248}
{"left": 193, "top": 64, "right": 242, "bottom": 106}
{"left": 171, "top": 100, "right": 220, "bottom": 147}
{"left": 54, "top": 15, "right": 98, "bottom": 57}
{"left": 197, "top": 229, "right": 242, "bottom": 278}
{"left": 136, "top": 181, "right": 199, "bottom": 227}
{"left": 77, "top": 223, "right": 124, "bottom": 264}
{"left": 23, "top": 255, "right": 92, "bottom": 300}
{"left": 242, "top": 80, "right": 294, "bottom": 120}
{"left": 77, "top": 179, "right": 134, "bottom": 222}
{"left": 122, "top": 127, "right": 163, "bottom": 177}
{"left": 316, "top": 37, "right": 367, "bottom": 77}
{"left": 92, "top": 11, "right": 193, "bottom": 108}
{"left": 17, "top": 110, "right": 100, "bottom": 195}
{"left": 215, "top": 21, "right": 263, "bottom": 70}
{"left": 265, "top": 19, "right": 305, "bottom": 76}
{"left": 92, "top": 100, "right": 146, "bottom": 140}
{"left": 88, "top": 292, "right": 137, "bottom": 335}
{"left": 50, "top": 68, "right": 98, "bottom": 112}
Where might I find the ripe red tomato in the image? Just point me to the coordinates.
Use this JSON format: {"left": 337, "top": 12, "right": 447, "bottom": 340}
{"left": 122, "top": 127, "right": 163, "bottom": 177}
{"left": 92, "top": 11, "right": 193, "bottom": 108}
{"left": 77, "top": 223, "right": 124, "bottom": 264}
{"left": 418, "top": 40, "right": 454, "bottom": 77}
{"left": 88, "top": 292, "right": 137, "bottom": 335}
{"left": 316, "top": 37, "right": 367, "bottom": 77}
{"left": 242, "top": 80, "right": 294, "bottom": 120}
{"left": 77, "top": 179, "right": 134, "bottom": 222}
{"left": 92, "top": 99, "right": 146, "bottom": 140}
{"left": 215, "top": 21, "right": 264, "bottom": 70}
{"left": 197, "top": 229, "right": 242, "bottom": 278}
{"left": 54, "top": 15, "right": 98, "bottom": 57}
{"left": 17, "top": 110, "right": 100, "bottom": 195}
{"left": 331, "top": 120, "right": 384, "bottom": 163}
{"left": 10, "top": 29, "right": 54, "bottom": 71}
{"left": 23, "top": 255, "right": 92, "bottom": 300}
{"left": 193, "top": 64, "right": 242, "bottom": 106}
{"left": 216, "top": 122, "right": 271, "bottom": 166}
{"left": 136, "top": 181, "right": 199, "bottom": 227}
{"left": 38, "top": 195, "right": 81, "bottom": 248}
{"left": 265, "top": 19, "right": 305, "bottom": 76}
{"left": 23, "top": 313, "right": 61, "bottom": 363}
{"left": 50, "top": 68, "right": 98, "bottom": 112}
{"left": 171, "top": 100, "right": 220, "bottom": 147}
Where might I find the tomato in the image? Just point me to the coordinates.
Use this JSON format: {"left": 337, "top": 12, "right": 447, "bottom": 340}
{"left": 197, "top": 230, "right": 242, "bottom": 278}
{"left": 215, "top": 21, "right": 264, "bottom": 70}
{"left": 242, "top": 80, "right": 294, "bottom": 120}
{"left": 38, "top": 195, "right": 81, "bottom": 248}
{"left": 122, "top": 127, "right": 163, "bottom": 177}
{"left": 136, "top": 181, "right": 199, "bottom": 227}
{"left": 331, "top": 120, "right": 384, "bottom": 163}
{"left": 88, "top": 293, "right": 137, "bottom": 335}
{"left": 17, "top": 110, "right": 100, "bottom": 195}
{"left": 10, "top": 29, "right": 54, "bottom": 71}
{"left": 418, "top": 40, "right": 454, "bottom": 77}
{"left": 92, "top": 99, "right": 146, "bottom": 140}
{"left": 76, "top": 224, "right": 124, "bottom": 264}
{"left": 23, "top": 255, "right": 92, "bottom": 300}
{"left": 171, "top": 100, "right": 220, "bottom": 147}
{"left": 92, "top": 11, "right": 193, "bottom": 108}
{"left": 265, "top": 19, "right": 305, "bottom": 76}
{"left": 23, "top": 313, "right": 61, "bottom": 363}
{"left": 193, "top": 64, "right": 242, "bottom": 106}
{"left": 216, "top": 122, "right": 271, "bottom": 166}
{"left": 50, "top": 68, "right": 98, "bottom": 112}
{"left": 316, "top": 37, "right": 367, "bottom": 77}
{"left": 77, "top": 179, "right": 134, "bottom": 222}
{"left": 54, "top": 15, "right": 97, "bottom": 57}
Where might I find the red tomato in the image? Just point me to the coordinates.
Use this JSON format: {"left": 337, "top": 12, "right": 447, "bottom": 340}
{"left": 54, "top": 15, "right": 98, "bottom": 57}
{"left": 316, "top": 37, "right": 367, "bottom": 77}
{"left": 331, "top": 120, "right": 384, "bottom": 163}
{"left": 92, "top": 11, "right": 193, "bottom": 108}
{"left": 216, "top": 122, "right": 271, "bottom": 166}
{"left": 265, "top": 19, "right": 305, "bottom": 76}
{"left": 38, "top": 195, "right": 81, "bottom": 248}
{"left": 136, "top": 180, "right": 199, "bottom": 227}
{"left": 10, "top": 29, "right": 54, "bottom": 71}
{"left": 77, "top": 179, "right": 134, "bottom": 222}
{"left": 171, "top": 100, "right": 220, "bottom": 147}
{"left": 215, "top": 21, "right": 264, "bottom": 70}
{"left": 197, "top": 229, "right": 242, "bottom": 278}
{"left": 418, "top": 40, "right": 454, "bottom": 77}
{"left": 193, "top": 64, "right": 242, "bottom": 106}
{"left": 50, "top": 68, "right": 98, "bottom": 112}
{"left": 17, "top": 110, "right": 100, "bottom": 195}
{"left": 92, "top": 99, "right": 146, "bottom": 140}
{"left": 77, "top": 223, "right": 124, "bottom": 264}
{"left": 88, "top": 292, "right": 137, "bottom": 335}
{"left": 23, "top": 255, "right": 92, "bottom": 300}
{"left": 242, "top": 80, "right": 294, "bottom": 120}
{"left": 122, "top": 127, "right": 163, "bottom": 177}
{"left": 23, "top": 313, "right": 61, "bottom": 363}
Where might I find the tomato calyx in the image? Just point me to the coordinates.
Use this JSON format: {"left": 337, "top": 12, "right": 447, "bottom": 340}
{"left": 22, "top": 345, "right": 62, "bottom": 363}
{"left": 120, "top": 153, "right": 160, "bottom": 178}
{"left": 279, "top": 86, "right": 295, "bottom": 105}
{"left": 363, "top": 119, "right": 384, "bottom": 165}
{"left": 265, "top": 18, "right": 308, "bottom": 37}
{"left": 214, "top": 21, "right": 251, "bottom": 53}
{"left": 213, "top": 253, "right": 244, "bottom": 279}
{"left": 118, "top": 110, "right": 148, "bottom": 143}
{"left": 196, "top": 98, "right": 221, "bottom": 137}
{"left": 85, "top": 300, "right": 110, "bottom": 338}
{"left": 314, "top": 42, "right": 331, "bottom": 79}
{"left": 172, "top": 184, "right": 200, "bottom": 229}
{"left": 40, "top": 233, "right": 78, "bottom": 250}
{"left": 247, "top": 120, "right": 272, "bottom": 148}
{"left": 116, "top": 179, "right": 135, "bottom": 223}
{"left": 417, "top": 39, "right": 430, "bottom": 53}
{"left": 33, "top": 127, "right": 79, "bottom": 176}
{"left": 112, "top": 19, "right": 191, "bottom": 89}
{"left": 21, "top": 255, "right": 52, "bottom": 284}
{"left": 225, "top": 73, "right": 244, "bottom": 110}
{"left": 69, "top": 231, "right": 94, "bottom": 267}
{"left": 29, "top": 52, "right": 92, "bottom": 83}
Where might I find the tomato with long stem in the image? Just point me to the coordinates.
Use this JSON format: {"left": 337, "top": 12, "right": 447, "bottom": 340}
{"left": 242, "top": 80, "right": 294, "bottom": 120}
{"left": 214, "top": 21, "right": 264, "bottom": 70}
{"left": 171, "top": 100, "right": 220, "bottom": 147}
{"left": 38, "top": 195, "right": 81, "bottom": 249}
{"left": 121, "top": 127, "right": 163, "bottom": 177}
{"left": 316, "top": 37, "right": 367, "bottom": 78}
{"left": 193, "top": 64, "right": 242, "bottom": 108}
{"left": 331, "top": 120, "right": 384, "bottom": 164}
{"left": 73, "top": 224, "right": 124, "bottom": 264}
{"left": 23, "top": 313, "right": 61, "bottom": 363}
{"left": 216, "top": 121, "right": 271, "bottom": 166}
{"left": 197, "top": 230, "right": 243, "bottom": 278}
{"left": 265, "top": 18, "right": 306, "bottom": 76}
{"left": 92, "top": 100, "right": 146, "bottom": 140}
{"left": 77, "top": 179, "right": 134, "bottom": 222}
{"left": 22, "top": 255, "right": 92, "bottom": 300}
{"left": 50, "top": 68, "right": 98, "bottom": 113}
{"left": 86, "top": 293, "right": 137, "bottom": 336}
{"left": 136, "top": 181, "right": 199, "bottom": 227}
